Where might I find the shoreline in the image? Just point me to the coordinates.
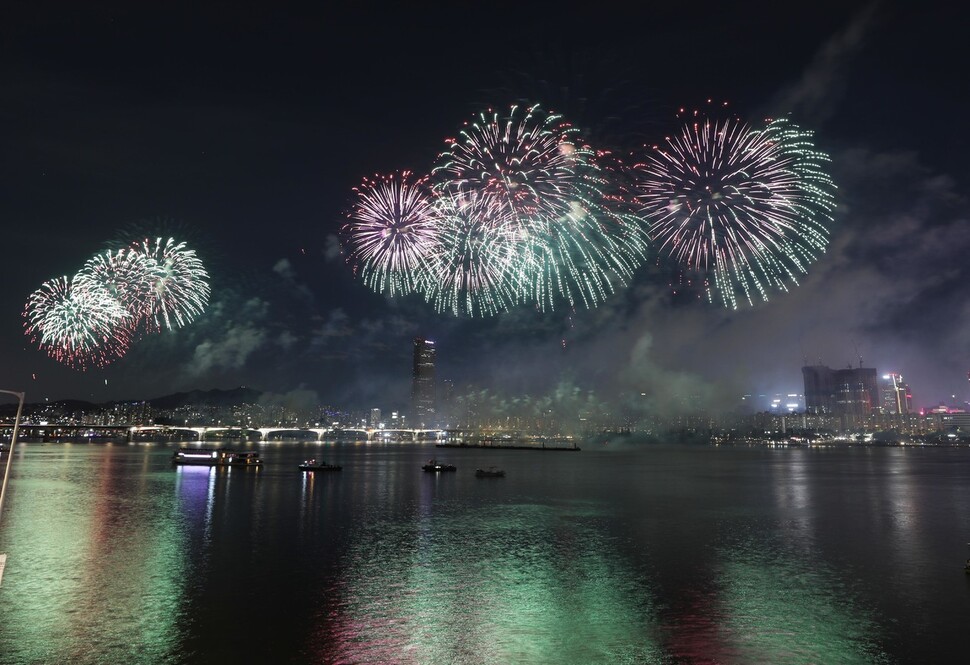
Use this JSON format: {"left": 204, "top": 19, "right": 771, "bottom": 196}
{"left": 436, "top": 442, "right": 581, "bottom": 451}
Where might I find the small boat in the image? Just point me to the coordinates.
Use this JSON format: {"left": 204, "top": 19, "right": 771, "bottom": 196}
{"left": 299, "top": 459, "right": 342, "bottom": 472}
{"left": 172, "top": 448, "right": 263, "bottom": 466}
{"left": 422, "top": 459, "right": 456, "bottom": 472}
{"left": 475, "top": 467, "right": 505, "bottom": 478}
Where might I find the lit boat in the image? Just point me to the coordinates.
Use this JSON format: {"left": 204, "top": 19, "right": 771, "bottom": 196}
{"left": 422, "top": 459, "right": 456, "bottom": 472}
{"left": 475, "top": 467, "right": 505, "bottom": 478}
{"left": 172, "top": 448, "right": 263, "bottom": 466}
{"left": 299, "top": 459, "right": 342, "bottom": 472}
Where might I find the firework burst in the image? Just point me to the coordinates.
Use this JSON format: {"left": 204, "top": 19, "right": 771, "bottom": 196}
{"left": 522, "top": 147, "right": 651, "bottom": 310}
{"left": 24, "top": 235, "right": 211, "bottom": 369}
{"left": 78, "top": 248, "right": 155, "bottom": 329}
{"left": 432, "top": 104, "right": 582, "bottom": 225}
{"left": 420, "top": 190, "right": 523, "bottom": 317}
{"left": 635, "top": 115, "right": 834, "bottom": 308}
{"left": 341, "top": 171, "right": 439, "bottom": 297}
{"left": 135, "top": 237, "right": 211, "bottom": 330}
{"left": 432, "top": 104, "right": 649, "bottom": 312}
{"left": 23, "top": 274, "right": 132, "bottom": 369}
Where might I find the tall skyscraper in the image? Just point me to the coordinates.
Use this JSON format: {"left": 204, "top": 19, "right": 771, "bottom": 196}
{"left": 881, "top": 373, "right": 912, "bottom": 415}
{"left": 438, "top": 378, "right": 455, "bottom": 427}
{"left": 802, "top": 364, "right": 879, "bottom": 418}
{"left": 802, "top": 365, "right": 835, "bottom": 414}
{"left": 411, "top": 338, "right": 436, "bottom": 427}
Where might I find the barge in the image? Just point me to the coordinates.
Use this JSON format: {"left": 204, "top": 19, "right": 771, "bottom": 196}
{"left": 172, "top": 448, "right": 263, "bottom": 466}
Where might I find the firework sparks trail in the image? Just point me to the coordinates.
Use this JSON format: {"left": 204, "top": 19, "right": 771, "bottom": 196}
{"left": 24, "top": 234, "right": 211, "bottom": 368}
{"left": 135, "top": 237, "right": 211, "bottom": 330}
{"left": 341, "top": 171, "right": 440, "bottom": 297}
{"left": 635, "top": 115, "right": 834, "bottom": 308}
{"left": 78, "top": 248, "right": 155, "bottom": 332}
{"left": 23, "top": 274, "right": 132, "bottom": 369}
{"left": 431, "top": 104, "right": 649, "bottom": 313}
{"left": 420, "top": 190, "right": 524, "bottom": 317}
{"left": 432, "top": 104, "right": 581, "bottom": 225}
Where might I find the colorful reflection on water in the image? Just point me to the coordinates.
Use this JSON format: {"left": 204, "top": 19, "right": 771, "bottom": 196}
{"left": 714, "top": 543, "right": 887, "bottom": 664}
{"left": 320, "top": 502, "right": 666, "bottom": 663}
{"left": 0, "top": 444, "right": 186, "bottom": 663}
{"left": 0, "top": 442, "right": 967, "bottom": 663}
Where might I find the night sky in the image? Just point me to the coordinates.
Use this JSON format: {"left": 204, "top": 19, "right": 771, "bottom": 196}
{"left": 2, "top": 1, "right": 968, "bottom": 414}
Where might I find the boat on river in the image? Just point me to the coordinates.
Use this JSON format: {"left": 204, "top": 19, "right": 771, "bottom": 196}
{"left": 172, "top": 448, "right": 263, "bottom": 466}
{"left": 422, "top": 459, "right": 456, "bottom": 472}
{"left": 299, "top": 459, "right": 342, "bottom": 472}
{"left": 475, "top": 467, "right": 505, "bottom": 478}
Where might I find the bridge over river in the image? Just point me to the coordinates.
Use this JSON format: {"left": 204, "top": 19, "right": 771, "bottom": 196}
{"left": 2, "top": 423, "right": 443, "bottom": 443}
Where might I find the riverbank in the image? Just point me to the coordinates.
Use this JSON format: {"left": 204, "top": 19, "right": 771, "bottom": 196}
{"left": 436, "top": 442, "right": 580, "bottom": 451}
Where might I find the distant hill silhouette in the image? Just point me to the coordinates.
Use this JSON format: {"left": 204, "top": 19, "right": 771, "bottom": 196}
{"left": 0, "top": 398, "right": 99, "bottom": 416}
{"left": 0, "top": 387, "right": 264, "bottom": 417}
{"left": 147, "top": 387, "right": 263, "bottom": 409}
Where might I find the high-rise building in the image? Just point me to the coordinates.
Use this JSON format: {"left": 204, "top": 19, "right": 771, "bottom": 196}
{"left": 370, "top": 408, "right": 381, "bottom": 428}
{"left": 881, "top": 373, "right": 912, "bottom": 415}
{"left": 802, "top": 364, "right": 879, "bottom": 418}
{"left": 802, "top": 365, "right": 834, "bottom": 414}
{"left": 438, "top": 378, "right": 455, "bottom": 427}
{"left": 411, "top": 338, "right": 436, "bottom": 427}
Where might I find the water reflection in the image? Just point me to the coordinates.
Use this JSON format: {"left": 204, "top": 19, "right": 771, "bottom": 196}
{"left": 175, "top": 464, "right": 217, "bottom": 548}
{"left": 1, "top": 442, "right": 967, "bottom": 663}
{"left": 659, "top": 588, "right": 732, "bottom": 663}
{"left": 769, "top": 449, "right": 818, "bottom": 558}
{"left": 322, "top": 502, "right": 666, "bottom": 663}
{"left": 715, "top": 542, "right": 889, "bottom": 664}
{"left": 0, "top": 445, "right": 186, "bottom": 664}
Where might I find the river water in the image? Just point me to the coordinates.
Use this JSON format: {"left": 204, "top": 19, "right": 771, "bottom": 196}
{"left": 0, "top": 441, "right": 968, "bottom": 664}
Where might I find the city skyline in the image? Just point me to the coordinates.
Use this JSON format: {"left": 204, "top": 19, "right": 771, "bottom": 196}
{"left": 2, "top": 2, "right": 969, "bottom": 415}
{"left": 3, "top": 358, "right": 962, "bottom": 426}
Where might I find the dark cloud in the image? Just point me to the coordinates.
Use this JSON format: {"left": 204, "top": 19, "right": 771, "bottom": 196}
{"left": 323, "top": 234, "right": 342, "bottom": 262}
{"left": 770, "top": 2, "right": 880, "bottom": 123}
{"left": 272, "top": 259, "right": 295, "bottom": 279}
{"left": 186, "top": 324, "right": 267, "bottom": 376}
{"left": 258, "top": 387, "right": 321, "bottom": 417}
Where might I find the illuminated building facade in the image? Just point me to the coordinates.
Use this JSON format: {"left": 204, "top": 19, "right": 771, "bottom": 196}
{"left": 802, "top": 365, "right": 879, "bottom": 419}
{"left": 881, "top": 373, "right": 912, "bottom": 414}
{"left": 411, "top": 338, "right": 436, "bottom": 427}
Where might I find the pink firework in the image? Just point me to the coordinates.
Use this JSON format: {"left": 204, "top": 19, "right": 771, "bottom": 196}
{"left": 341, "top": 171, "right": 439, "bottom": 296}
{"left": 635, "top": 115, "right": 833, "bottom": 309}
